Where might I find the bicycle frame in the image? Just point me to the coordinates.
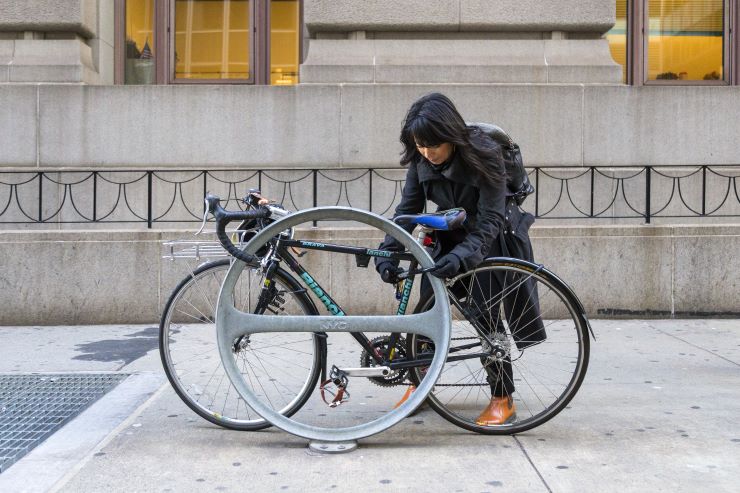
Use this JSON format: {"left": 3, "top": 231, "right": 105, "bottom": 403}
{"left": 253, "top": 234, "right": 500, "bottom": 382}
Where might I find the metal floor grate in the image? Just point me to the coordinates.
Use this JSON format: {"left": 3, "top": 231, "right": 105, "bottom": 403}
{"left": 0, "top": 373, "right": 128, "bottom": 473}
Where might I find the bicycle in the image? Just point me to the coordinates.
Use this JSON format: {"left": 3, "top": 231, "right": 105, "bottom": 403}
{"left": 160, "top": 190, "right": 592, "bottom": 435}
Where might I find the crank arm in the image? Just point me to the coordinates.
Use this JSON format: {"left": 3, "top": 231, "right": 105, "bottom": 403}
{"left": 335, "top": 366, "right": 392, "bottom": 378}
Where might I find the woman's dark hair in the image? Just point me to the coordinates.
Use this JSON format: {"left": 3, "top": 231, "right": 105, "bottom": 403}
{"left": 400, "top": 93, "right": 504, "bottom": 186}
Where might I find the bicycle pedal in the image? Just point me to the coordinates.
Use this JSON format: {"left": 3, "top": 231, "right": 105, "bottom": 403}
{"left": 320, "top": 379, "right": 350, "bottom": 408}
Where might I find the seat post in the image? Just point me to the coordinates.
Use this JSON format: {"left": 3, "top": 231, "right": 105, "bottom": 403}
{"left": 416, "top": 227, "right": 431, "bottom": 245}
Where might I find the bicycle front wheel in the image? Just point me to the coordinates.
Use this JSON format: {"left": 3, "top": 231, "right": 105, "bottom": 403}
{"left": 160, "top": 259, "right": 322, "bottom": 431}
{"left": 408, "top": 258, "right": 590, "bottom": 435}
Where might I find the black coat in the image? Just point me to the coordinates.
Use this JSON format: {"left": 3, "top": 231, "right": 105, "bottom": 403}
{"left": 376, "top": 138, "right": 545, "bottom": 350}
{"left": 378, "top": 147, "right": 507, "bottom": 271}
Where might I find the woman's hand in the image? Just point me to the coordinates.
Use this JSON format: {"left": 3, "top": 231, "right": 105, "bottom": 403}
{"left": 431, "top": 253, "right": 461, "bottom": 278}
{"left": 377, "top": 261, "right": 401, "bottom": 284}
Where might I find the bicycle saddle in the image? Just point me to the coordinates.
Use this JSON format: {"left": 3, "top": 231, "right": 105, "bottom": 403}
{"left": 393, "top": 208, "right": 467, "bottom": 231}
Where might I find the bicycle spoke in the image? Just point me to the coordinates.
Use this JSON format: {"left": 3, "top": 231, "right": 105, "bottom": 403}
{"left": 161, "top": 261, "right": 320, "bottom": 430}
{"left": 410, "top": 260, "right": 588, "bottom": 434}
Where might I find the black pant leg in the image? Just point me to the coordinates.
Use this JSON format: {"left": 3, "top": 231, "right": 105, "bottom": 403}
{"left": 462, "top": 269, "right": 516, "bottom": 397}
{"left": 420, "top": 249, "right": 516, "bottom": 397}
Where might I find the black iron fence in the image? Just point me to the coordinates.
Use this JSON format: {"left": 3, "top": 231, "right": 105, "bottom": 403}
{"left": 1, "top": 166, "right": 738, "bottom": 227}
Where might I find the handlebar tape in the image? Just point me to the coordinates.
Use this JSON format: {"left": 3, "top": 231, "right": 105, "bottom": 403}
{"left": 206, "top": 193, "right": 271, "bottom": 264}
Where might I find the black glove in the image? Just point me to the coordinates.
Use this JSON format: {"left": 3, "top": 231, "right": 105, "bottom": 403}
{"left": 431, "top": 253, "right": 461, "bottom": 279}
{"left": 377, "top": 261, "right": 401, "bottom": 284}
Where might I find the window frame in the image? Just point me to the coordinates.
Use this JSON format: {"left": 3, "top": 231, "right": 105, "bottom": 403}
{"left": 114, "top": 0, "right": 303, "bottom": 85}
{"left": 620, "top": 0, "right": 734, "bottom": 86}
{"left": 733, "top": 0, "right": 739, "bottom": 84}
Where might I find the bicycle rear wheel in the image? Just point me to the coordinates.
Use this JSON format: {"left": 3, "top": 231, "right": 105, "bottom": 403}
{"left": 408, "top": 258, "right": 590, "bottom": 435}
{"left": 160, "top": 259, "right": 322, "bottom": 431}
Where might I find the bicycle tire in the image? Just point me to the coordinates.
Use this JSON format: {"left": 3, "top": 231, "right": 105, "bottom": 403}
{"left": 407, "top": 258, "right": 590, "bottom": 435}
{"left": 159, "top": 259, "right": 322, "bottom": 431}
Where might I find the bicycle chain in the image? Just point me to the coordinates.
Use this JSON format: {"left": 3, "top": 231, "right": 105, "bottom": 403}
{"left": 418, "top": 335, "right": 506, "bottom": 387}
{"left": 356, "top": 336, "right": 507, "bottom": 388}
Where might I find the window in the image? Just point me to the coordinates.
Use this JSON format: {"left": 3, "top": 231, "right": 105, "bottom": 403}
{"left": 123, "top": 0, "right": 156, "bottom": 84}
{"left": 174, "top": 0, "right": 252, "bottom": 81}
{"left": 607, "top": 0, "right": 629, "bottom": 83}
{"left": 115, "top": 0, "right": 301, "bottom": 85}
{"left": 646, "top": 0, "right": 725, "bottom": 82}
{"left": 270, "top": 0, "right": 300, "bottom": 85}
{"left": 607, "top": 0, "right": 735, "bottom": 85}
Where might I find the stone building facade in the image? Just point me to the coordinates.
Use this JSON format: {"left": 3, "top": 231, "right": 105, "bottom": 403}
{"left": 0, "top": 0, "right": 738, "bottom": 323}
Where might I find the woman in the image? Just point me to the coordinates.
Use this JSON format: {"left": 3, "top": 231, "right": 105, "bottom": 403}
{"left": 375, "top": 92, "right": 521, "bottom": 425}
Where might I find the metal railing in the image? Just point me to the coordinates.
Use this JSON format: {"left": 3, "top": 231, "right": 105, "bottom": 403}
{"left": 0, "top": 165, "right": 738, "bottom": 227}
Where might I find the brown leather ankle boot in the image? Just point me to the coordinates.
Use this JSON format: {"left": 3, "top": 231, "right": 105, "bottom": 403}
{"left": 475, "top": 396, "right": 516, "bottom": 425}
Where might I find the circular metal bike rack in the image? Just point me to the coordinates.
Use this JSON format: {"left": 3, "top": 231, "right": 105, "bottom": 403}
{"left": 216, "top": 206, "right": 451, "bottom": 443}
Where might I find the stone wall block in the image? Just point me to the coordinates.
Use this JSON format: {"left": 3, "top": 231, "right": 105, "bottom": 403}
{"left": 2, "top": 225, "right": 737, "bottom": 325}
{"left": 89, "top": 38, "right": 114, "bottom": 85}
{"left": 300, "top": 39, "right": 376, "bottom": 64}
{"left": 9, "top": 39, "right": 99, "bottom": 83}
{"left": 339, "top": 84, "right": 583, "bottom": 167}
{"left": 672, "top": 232, "right": 740, "bottom": 314}
{"left": 0, "top": 40, "right": 11, "bottom": 82}
{"left": 0, "top": 231, "right": 162, "bottom": 325}
{"left": 10, "top": 64, "right": 84, "bottom": 83}
{"left": 372, "top": 39, "right": 550, "bottom": 83}
{"left": 545, "top": 39, "right": 620, "bottom": 66}
{"left": 0, "top": 85, "right": 37, "bottom": 167}
{"left": 544, "top": 39, "right": 621, "bottom": 83}
{"left": 96, "top": 0, "right": 115, "bottom": 46}
{"left": 3, "top": 84, "right": 740, "bottom": 169}
{"left": 300, "top": 65, "right": 375, "bottom": 83}
{"left": 38, "top": 85, "right": 342, "bottom": 167}
{"left": 304, "top": 0, "right": 615, "bottom": 34}
{"left": 374, "top": 65, "right": 547, "bottom": 84}
{"left": 299, "top": 40, "right": 375, "bottom": 82}
{"left": 0, "top": 40, "right": 11, "bottom": 61}
{"left": 302, "top": 39, "right": 582, "bottom": 84}
{"left": 584, "top": 86, "right": 740, "bottom": 166}
{"left": 0, "top": 0, "right": 97, "bottom": 38}
{"left": 459, "top": 0, "right": 616, "bottom": 33}
{"left": 371, "top": 39, "right": 544, "bottom": 63}
{"left": 531, "top": 230, "right": 675, "bottom": 316}
{"left": 547, "top": 65, "right": 622, "bottom": 83}
{"left": 305, "top": 0, "right": 460, "bottom": 33}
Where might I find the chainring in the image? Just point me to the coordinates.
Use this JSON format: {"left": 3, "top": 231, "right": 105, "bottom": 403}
{"left": 359, "top": 335, "right": 409, "bottom": 387}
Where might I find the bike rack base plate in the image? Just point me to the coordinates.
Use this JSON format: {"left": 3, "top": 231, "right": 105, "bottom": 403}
{"left": 307, "top": 440, "right": 358, "bottom": 454}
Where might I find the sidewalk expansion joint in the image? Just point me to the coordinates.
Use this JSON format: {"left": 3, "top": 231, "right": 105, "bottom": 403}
{"left": 514, "top": 435, "right": 553, "bottom": 493}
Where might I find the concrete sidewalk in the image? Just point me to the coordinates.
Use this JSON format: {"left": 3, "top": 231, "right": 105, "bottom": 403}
{"left": 0, "top": 320, "right": 738, "bottom": 492}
